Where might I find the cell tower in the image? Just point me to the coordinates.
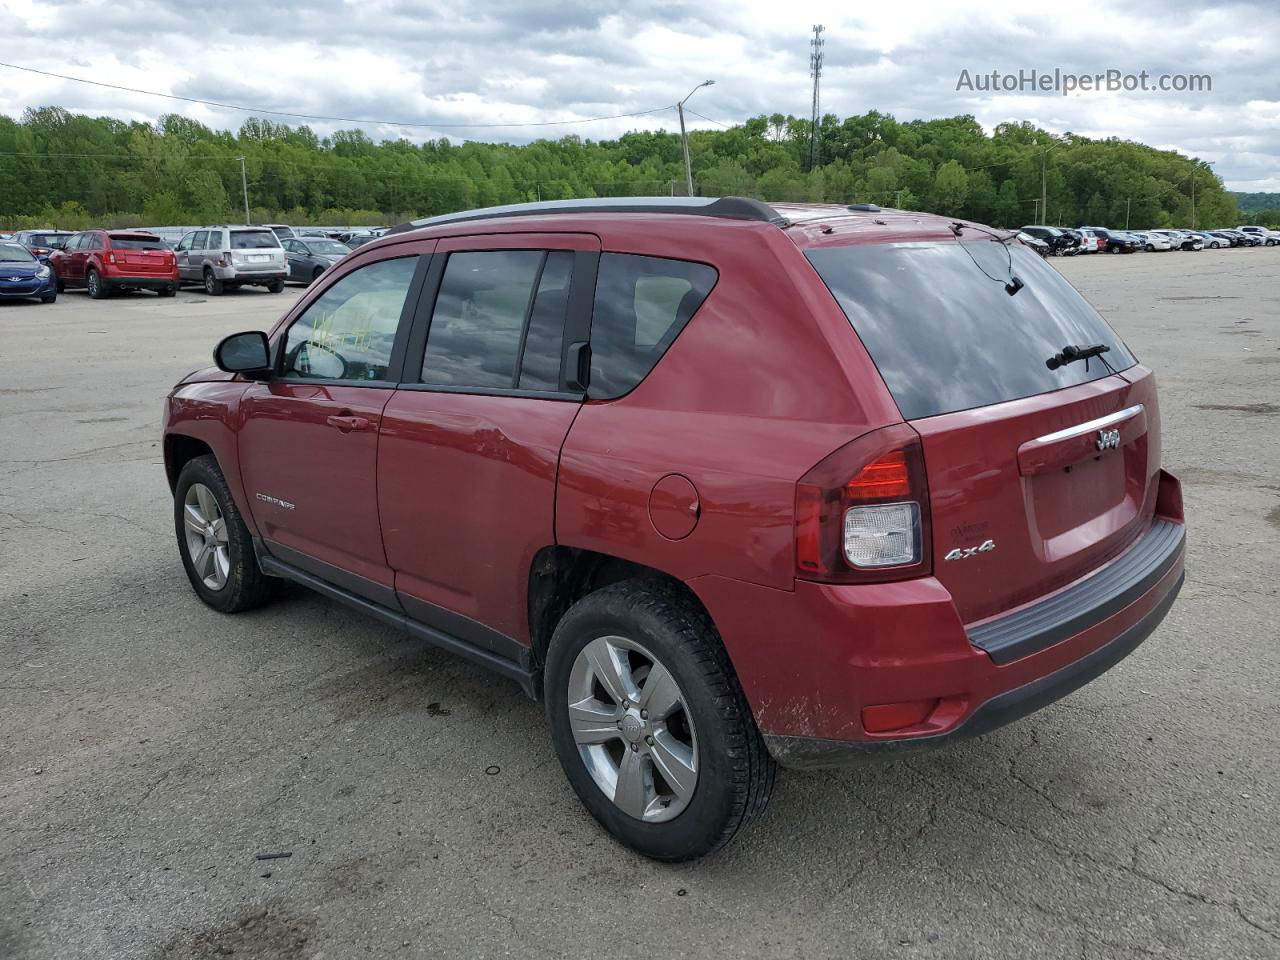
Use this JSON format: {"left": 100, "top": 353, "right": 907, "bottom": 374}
{"left": 808, "top": 24, "right": 825, "bottom": 170}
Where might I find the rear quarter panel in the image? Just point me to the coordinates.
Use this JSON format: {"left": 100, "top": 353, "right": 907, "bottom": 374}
{"left": 556, "top": 224, "right": 902, "bottom": 590}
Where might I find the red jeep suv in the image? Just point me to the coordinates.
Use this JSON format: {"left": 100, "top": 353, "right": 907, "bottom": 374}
{"left": 50, "top": 229, "right": 178, "bottom": 298}
{"left": 162, "top": 197, "right": 1185, "bottom": 860}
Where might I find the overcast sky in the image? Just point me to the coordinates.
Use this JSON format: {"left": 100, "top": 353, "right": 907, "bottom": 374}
{"left": 4, "top": 0, "right": 1277, "bottom": 190}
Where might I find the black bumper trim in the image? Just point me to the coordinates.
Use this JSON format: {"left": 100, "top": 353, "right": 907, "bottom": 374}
{"left": 967, "top": 518, "right": 1185, "bottom": 665}
{"left": 764, "top": 570, "right": 1183, "bottom": 770}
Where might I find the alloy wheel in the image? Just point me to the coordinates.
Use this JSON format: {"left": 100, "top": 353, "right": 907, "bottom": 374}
{"left": 567, "top": 635, "right": 698, "bottom": 823}
{"left": 183, "top": 482, "right": 230, "bottom": 590}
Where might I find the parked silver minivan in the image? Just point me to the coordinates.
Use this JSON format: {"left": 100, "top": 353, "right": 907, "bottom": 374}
{"left": 174, "top": 226, "right": 288, "bottom": 295}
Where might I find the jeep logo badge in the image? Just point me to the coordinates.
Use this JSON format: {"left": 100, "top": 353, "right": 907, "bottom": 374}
{"left": 1096, "top": 428, "right": 1121, "bottom": 451}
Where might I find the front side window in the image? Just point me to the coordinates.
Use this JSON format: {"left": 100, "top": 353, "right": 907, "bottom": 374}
{"left": 175, "top": 234, "right": 194, "bottom": 252}
{"left": 588, "top": 253, "right": 717, "bottom": 399}
{"left": 281, "top": 257, "right": 417, "bottom": 382}
{"left": 420, "top": 249, "right": 572, "bottom": 391}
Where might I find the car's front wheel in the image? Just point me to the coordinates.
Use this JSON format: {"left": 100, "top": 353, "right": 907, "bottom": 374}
{"left": 174, "top": 454, "right": 275, "bottom": 613}
{"left": 545, "top": 580, "right": 776, "bottom": 861}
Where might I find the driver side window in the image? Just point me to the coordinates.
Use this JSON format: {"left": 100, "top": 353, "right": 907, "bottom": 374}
{"left": 281, "top": 256, "right": 418, "bottom": 382}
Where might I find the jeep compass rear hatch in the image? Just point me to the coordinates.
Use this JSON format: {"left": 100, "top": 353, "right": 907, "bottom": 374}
{"left": 807, "top": 238, "right": 1158, "bottom": 626}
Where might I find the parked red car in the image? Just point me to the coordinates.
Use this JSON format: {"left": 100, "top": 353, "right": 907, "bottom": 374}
{"left": 50, "top": 230, "right": 178, "bottom": 298}
{"left": 162, "top": 197, "right": 1185, "bottom": 860}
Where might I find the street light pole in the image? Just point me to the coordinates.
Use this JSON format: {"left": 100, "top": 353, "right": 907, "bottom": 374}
{"left": 238, "top": 156, "right": 250, "bottom": 225}
{"left": 677, "top": 81, "right": 714, "bottom": 197}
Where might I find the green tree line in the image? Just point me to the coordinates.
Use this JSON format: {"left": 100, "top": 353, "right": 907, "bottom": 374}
{"left": 0, "top": 105, "right": 1243, "bottom": 231}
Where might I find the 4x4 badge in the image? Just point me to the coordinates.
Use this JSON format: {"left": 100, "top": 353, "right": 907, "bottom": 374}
{"left": 944, "top": 539, "right": 995, "bottom": 561}
{"left": 1097, "top": 428, "right": 1121, "bottom": 450}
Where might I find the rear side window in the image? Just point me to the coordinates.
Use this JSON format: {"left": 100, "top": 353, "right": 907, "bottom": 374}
{"left": 281, "top": 256, "right": 417, "bottom": 382}
{"left": 588, "top": 253, "right": 717, "bottom": 399}
{"left": 806, "top": 241, "right": 1137, "bottom": 420}
{"left": 420, "top": 250, "right": 572, "bottom": 392}
{"left": 231, "top": 230, "right": 278, "bottom": 250}
{"left": 109, "top": 235, "right": 165, "bottom": 250}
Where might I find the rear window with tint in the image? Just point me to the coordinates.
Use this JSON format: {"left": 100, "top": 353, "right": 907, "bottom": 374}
{"left": 806, "top": 241, "right": 1136, "bottom": 420}
{"left": 231, "top": 231, "right": 279, "bottom": 250}
{"left": 110, "top": 235, "right": 166, "bottom": 250}
{"left": 588, "top": 254, "right": 717, "bottom": 399}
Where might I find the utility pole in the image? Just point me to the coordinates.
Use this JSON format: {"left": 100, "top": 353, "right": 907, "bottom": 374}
{"left": 1190, "top": 174, "right": 1196, "bottom": 230}
{"left": 808, "top": 24, "right": 825, "bottom": 171}
{"left": 1125, "top": 198, "right": 1131, "bottom": 230}
{"left": 1032, "top": 198, "right": 1040, "bottom": 222}
{"left": 238, "top": 156, "right": 250, "bottom": 224}
{"left": 677, "top": 80, "right": 714, "bottom": 197}
{"left": 1040, "top": 149, "right": 1047, "bottom": 225}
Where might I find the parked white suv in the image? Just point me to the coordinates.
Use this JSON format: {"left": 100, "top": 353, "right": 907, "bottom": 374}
{"left": 1237, "top": 226, "right": 1280, "bottom": 247}
{"left": 174, "top": 226, "right": 289, "bottom": 295}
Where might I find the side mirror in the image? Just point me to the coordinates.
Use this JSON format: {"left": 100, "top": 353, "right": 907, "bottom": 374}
{"left": 214, "top": 331, "right": 272, "bottom": 378}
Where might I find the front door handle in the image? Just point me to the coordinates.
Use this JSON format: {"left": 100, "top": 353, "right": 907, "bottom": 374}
{"left": 326, "top": 414, "right": 373, "bottom": 432}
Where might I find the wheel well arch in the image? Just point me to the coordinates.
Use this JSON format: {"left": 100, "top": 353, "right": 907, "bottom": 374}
{"left": 527, "top": 546, "right": 715, "bottom": 670}
{"left": 163, "top": 433, "right": 214, "bottom": 492}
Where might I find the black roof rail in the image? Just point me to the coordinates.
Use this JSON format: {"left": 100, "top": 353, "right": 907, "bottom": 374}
{"left": 385, "top": 196, "right": 787, "bottom": 235}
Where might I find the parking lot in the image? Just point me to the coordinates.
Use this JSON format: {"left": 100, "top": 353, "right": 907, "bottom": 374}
{"left": 1, "top": 249, "right": 1277, "bottom": 960}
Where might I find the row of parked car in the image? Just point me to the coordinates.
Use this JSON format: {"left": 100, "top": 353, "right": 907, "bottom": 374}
{"left": 1017, "top": 224, "right": 1279, "bottom": 256}
{"left": 0, "top": 223, "right": 389, "bottom": 303}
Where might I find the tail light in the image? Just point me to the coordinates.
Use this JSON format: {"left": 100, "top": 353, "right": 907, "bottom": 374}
{"left": 106, "top": 252, "right": 116, "bottom": 265}
{"left": 795, "top": 423, "right": 932, "bottom": 583}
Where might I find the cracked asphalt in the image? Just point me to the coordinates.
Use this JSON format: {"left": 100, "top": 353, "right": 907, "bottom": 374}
{"left": 1, "top": 249, "right": 1278, "bottom": 960}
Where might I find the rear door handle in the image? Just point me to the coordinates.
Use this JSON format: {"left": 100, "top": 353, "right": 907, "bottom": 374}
{"left": 326, "top": 414, "right": 373, "bottom": 432}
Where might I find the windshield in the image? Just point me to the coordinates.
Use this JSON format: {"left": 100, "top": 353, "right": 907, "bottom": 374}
{"left": 806, "top": 240, "right": 1138, "bottom": 420}
{"left": 29, "top": 233, "right": 69, "bottom": 247}
{"left": 0, "top": 244, "right": 35, "bottom": 262}
{"left": 231, "top": 231, "right": 280, "bottom": 250}
{"left": 306, "top": 240, "right": 350, "bottom": 255}
{"left": 110, "top": 235, "right": 166, "bottom": 250}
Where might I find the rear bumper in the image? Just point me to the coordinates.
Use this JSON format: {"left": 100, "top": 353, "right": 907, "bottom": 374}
{"left": 692, "top": 504, "right": 1185, "bottom": 770}
{"left": 214, "top": 266, "right": 287, "bottom": 282}
{"left": 765, "top": 569, "right": 1182, "bottom": 768}
{"left": 104, "top": 274, "right": 176, "bottom": 289}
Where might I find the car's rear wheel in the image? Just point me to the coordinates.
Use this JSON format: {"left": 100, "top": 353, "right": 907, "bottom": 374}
{"left": 310, "top": 267, "right": 324, "bottom": 285}
{"left": 545, "top": 580, "right": 776, "bottom": 861}
{"left": 174, "top": 454, "right": 275, "bottom": 613}
{"left": 203, "top": 269, "right": 223, "bottom": 296}
{"left": 86, "top": 268, "right": 108, "bottom": 299}
{"left": 267, "top": 279, "right": 284, "bottom": 293}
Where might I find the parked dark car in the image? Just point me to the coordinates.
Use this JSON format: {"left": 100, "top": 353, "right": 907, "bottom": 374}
{"left": 48, "top": 230, "right": 178, "bottom": 298}
{"left": 1089, "top": 228, "right": 1141, "bottom": 253}
{"left": 0, "top": 240, "right": 58, "bottom": 303}
{"left": 1019, "top": 225, "right": 1078, "bottom": 256}
{"left": 14, "top": 230, "right": 75, "bottom": 257}
{"left": 1016, "top": 231, "right": 1050, "bottom": 257}
{"left": 164, "top": 196, "right": 1185, "bottom": 861}
{"left": 282, "top": 236, "right": 352, "bottom": 285}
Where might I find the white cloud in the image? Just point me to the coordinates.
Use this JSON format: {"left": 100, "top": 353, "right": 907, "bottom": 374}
{"left": 2, "top": 0, "right": 1276, "bottom": 190}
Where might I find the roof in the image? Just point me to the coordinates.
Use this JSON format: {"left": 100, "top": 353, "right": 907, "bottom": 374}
{"left": 383, "top": 196, "right": 983, "bottom": 246}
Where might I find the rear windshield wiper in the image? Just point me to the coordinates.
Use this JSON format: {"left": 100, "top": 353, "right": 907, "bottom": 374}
{"left": 1046, "top": 343, "right": 1113, "bottom": 372}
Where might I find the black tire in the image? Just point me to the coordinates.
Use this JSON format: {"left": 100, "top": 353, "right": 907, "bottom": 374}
{"left": 173, "top": 454, "right": 275, "bottom": 614}
{"left": 159, "top": 285, "right": 177, "bottom": 297}
{"left": 55, "top": 275, "right": 65, "bottom": 293}
{"left": 1145, "top": 244, "right": 1154, "bottom": 252}
{"left": 40, "top": 294, "right": 56, "bottom": 304}
{"left": 267, "top": 279, "right": 284, "bottom": 293}
{"left": 87, "top": 268, "right": 108, "bottom": 299}
{"left": 203, "top": 269, "right": 223, "bottom": 296}
{"left": 545, "top": 579, "right": 776, "bottom": 861}
{"left": 310, "top": 267, "right": 324, "bottom": 286}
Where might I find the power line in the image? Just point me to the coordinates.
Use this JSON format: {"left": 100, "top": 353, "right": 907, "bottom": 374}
{"left": 683, "top": 109, "right": 732, "bottom": 129}
{"left": 0, "top": 61, "right": 677, "bottom": 130}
